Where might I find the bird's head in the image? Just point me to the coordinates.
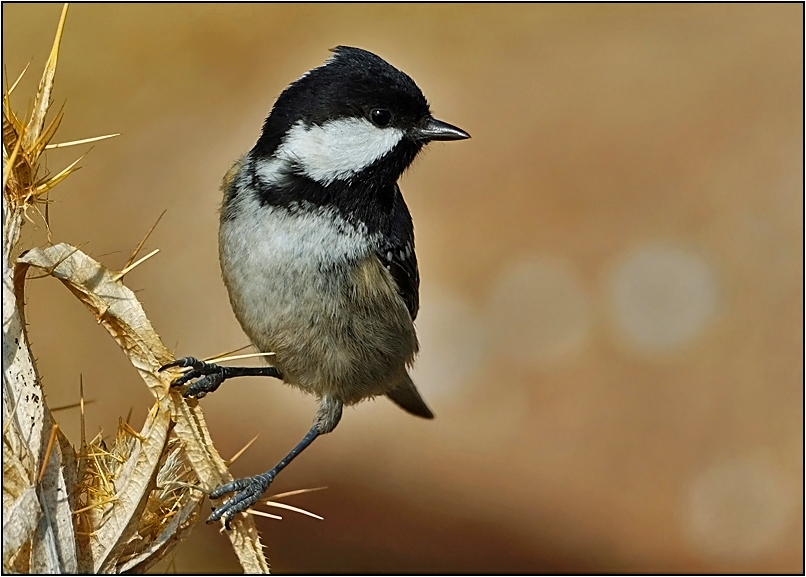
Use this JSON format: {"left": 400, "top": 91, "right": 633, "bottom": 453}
{"left": 253, "top": 46, "right": 469, "bottom": 187}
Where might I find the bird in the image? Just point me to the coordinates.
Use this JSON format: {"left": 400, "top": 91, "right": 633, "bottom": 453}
{"left": 160, "top": 45, "right": 469, "bottom": 528}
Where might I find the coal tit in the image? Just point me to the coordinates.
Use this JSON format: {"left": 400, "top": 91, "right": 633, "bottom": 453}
{"left": 161, "top": 46, "right": 469, "bottom": 527}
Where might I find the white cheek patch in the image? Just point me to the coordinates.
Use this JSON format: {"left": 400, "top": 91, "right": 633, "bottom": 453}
{"left": 262, "top": 118, "right": 405, "bottom": 186}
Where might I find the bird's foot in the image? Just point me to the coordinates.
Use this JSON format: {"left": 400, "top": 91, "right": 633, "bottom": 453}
{"left": 159, "top": 357, "right": 226, "bottom": 398}
{"left": 208, "top": 473, "right": 274, "bottom": 529}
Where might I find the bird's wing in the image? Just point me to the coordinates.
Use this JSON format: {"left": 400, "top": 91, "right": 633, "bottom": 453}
{"left": 377, "top": 185, "right": 420, "bottom": 320}
{"left": 377, "top": 238, "right": 420, "bottom": 321}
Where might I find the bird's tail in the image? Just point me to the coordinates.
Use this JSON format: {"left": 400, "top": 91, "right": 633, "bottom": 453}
{"left": 385, "top": 374, "right": 434, "bottom": 419}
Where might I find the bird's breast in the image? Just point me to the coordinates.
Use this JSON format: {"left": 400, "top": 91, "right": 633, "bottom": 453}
{"left": 219, "top": 191, "right": 374, "bottom": 326}
{"left": 218, "top": 187, "right": 416, "bottom": 401}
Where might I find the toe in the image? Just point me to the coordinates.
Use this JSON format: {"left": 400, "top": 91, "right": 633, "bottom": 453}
{"left": 208, "top": 489, "right": 255, "bottom": 523}
{"left": 207, "top": 474, "right": 274, "bottom": 528}
{"left": 185, "top": 373, "right": 223, "bottom": 398}
{"left": 209, "top": 477, "right": 248, "bottom": 499}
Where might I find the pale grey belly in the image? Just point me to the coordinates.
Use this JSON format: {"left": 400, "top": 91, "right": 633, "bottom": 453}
{"left": 219, "top": 218, "right": 417, "bottom": 404}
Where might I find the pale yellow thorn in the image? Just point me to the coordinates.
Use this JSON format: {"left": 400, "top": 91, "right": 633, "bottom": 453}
{"left": 3, "top": 127, "right": 23, "bottom": 190}
{"left": 245, "top": 508, "right": 283, "bottom": 521}
{"left": 32, "top": 152, "right": 86, "bottom": 196}
{"left": 123, "top": 209, "right": 166, "bottom": 269}
{"left": 7, "top": 61, "right": 31, "bottom": 95}
{"left": 262, "top": 500, "right": 323, "bottom": 520}
{"left": 268, "top": 486, "right": 328, "bottom": 500}
{"left": 45, "top": 133, "right": 120, "bottom": 149}
{"left": 112, "top": 248, "right": 159, "bottom": 281}
{"left": 119, "top": 419, "right": 145, "bottom": 442}
{"left": 205, "top": 351, "right": 276, "bottom": 365}
{"left": 2, "top": 389, "right": 24, "bottom": 436}
{"left": 37, "top": 423, "right": 60, "bottom": 483}
{"left": 79, "top": 374, "right": 87, "bottom": 450}
{"left": 226, "top": 433, "right": 260, "bottom": 466}
{"left": 203, "top": 343, "right": 253, "bottom": 362}
{"left": 72, "top": 496, "right": 117, "bottom": 516}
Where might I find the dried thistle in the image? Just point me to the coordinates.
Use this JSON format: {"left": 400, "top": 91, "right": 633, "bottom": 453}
{"left": 1, "top": 5, "right": 305, "bottom": 573}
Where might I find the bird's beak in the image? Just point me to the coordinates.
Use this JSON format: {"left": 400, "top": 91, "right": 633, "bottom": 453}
{"left": 413, "top": 116, "right": 471, "bottom": 142}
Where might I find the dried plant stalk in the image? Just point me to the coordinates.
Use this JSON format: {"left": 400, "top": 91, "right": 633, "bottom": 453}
{"left": 14, "top": 244, "right": 271, "bottom": 573}
{"left": 2, "top": 4, "right": 270, "bottom": 573}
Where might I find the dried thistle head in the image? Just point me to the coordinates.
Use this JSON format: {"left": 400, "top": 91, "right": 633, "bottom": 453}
{"left": 3, "top": 3, "right": 69, "bottom": 232}
{"left": 2, "top": 4, "right": 116, "bottom": 242}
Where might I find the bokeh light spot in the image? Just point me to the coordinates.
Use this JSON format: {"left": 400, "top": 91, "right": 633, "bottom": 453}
{"left": 608, "top": 244, "right": 718, "bottom": 353}
{"left": 411, "top": 286, "right": 487, "bottom": 400}
{"left": 488, "top": 257, "right": 590, "bottom": 368}
{"left": 682, "top": 457, "right": 793, "bottom": 560}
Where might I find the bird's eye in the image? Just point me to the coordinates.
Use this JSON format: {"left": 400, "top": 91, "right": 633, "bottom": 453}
{"left": 370, "top": 109, "right": 392, "bottom": 127}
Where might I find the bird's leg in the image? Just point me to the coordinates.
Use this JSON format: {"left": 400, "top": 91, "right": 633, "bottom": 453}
{"left": 159, "top": 356, "right": 282, "bottom": 398}
{"left": 207, "top": 396, "right": 343, "bottom": 528}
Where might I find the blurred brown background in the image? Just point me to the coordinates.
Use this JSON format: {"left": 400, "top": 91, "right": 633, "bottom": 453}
{"left": 4, "top": 3, "right": 803, "bottom": 574}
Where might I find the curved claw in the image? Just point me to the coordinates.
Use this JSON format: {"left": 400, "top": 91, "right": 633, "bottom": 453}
{"left": 159, "top": 356, "right": 203, "bottom": 372}
{"left": 208, "top": 473, "right": 274, "bottom": 529}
